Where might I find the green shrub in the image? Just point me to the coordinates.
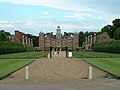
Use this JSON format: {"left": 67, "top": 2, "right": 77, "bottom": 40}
{"left": 0, "top": 41, "right": 33, "bottom": 54}
{"left": 92, "top": 40, "right": 120, "bottom": 54}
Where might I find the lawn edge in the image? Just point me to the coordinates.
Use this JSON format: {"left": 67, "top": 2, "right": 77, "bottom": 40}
{"left": 81, "top": 58, "right": 120, "bottom": 79}
{"left": 0, "top": 60, "right": 35, "bottom": 80}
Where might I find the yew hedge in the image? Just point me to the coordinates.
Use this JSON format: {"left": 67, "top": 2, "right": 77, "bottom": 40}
{"left": 0, "top": 41, "right": 33, "bottom": 54}
{"left": 92, "top": 40, "right": 120, "bottom": 54}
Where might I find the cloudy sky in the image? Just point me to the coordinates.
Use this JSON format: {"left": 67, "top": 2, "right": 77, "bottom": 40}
{"left": 0, "top": 0, "right": 120, "bottom": 35}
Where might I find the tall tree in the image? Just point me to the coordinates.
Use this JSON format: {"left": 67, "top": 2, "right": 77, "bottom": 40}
{"left": 5, "top": 31, "right": 11, "bottom": 37}
{"left": 100, "top": 18, "right": 120, "bottom": 39}
{"left": 112, "top": 19, "right": 120, "bottom": 27}
{"left": 32, "top": 36, "right": 39, "bottom": 47}
{"left": 112, "top": 19, "right": 120, "bottom": 39}
{"left": 0, "top": 30, "right": 8, "bottom": 41}
{"left": 101, "top": 25, "right": 111, "bottom": 33}
{"left": 114, "top": 28, "right": 120, "bottom": 40}
{"left": 27, "top": 34, "right": 39, "bottom": 47}
{"left": 84, "top": 31, "right": 89, "bottom": 37}
{"left": 79, "top": 31, "right": 85, "bottom": 47}
{"left": 101, "top": 25, "right": 113, "bottom": 38}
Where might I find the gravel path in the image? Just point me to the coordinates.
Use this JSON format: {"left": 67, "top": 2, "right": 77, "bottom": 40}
{"left": 0, "top": 51, "right": 119, "bottom": 90}
{"left": 0, "top": 51, "right": 106, "bottom": 83}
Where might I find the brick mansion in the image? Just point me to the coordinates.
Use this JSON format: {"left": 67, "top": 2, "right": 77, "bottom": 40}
{"left": 11, "top": 25, "right": 79, "bottom": 51}
{"left": 10, "top": 25, "right": 111, "bottom": 51}
{"left": 39, "top": 25, "right": 78, "bottom": 51}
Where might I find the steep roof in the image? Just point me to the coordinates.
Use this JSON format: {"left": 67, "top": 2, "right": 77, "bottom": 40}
{"left": 96, "top": 32, "right": 111, "bottom": 42}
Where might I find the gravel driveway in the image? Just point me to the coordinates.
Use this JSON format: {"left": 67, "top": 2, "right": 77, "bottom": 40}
{"left": 0, "top": 51, "right": 119, "bottom": 90}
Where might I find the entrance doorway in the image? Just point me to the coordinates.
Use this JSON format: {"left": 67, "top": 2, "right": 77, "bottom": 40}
{"left": 57, "top": 47, "right": 60, "bottom": 51}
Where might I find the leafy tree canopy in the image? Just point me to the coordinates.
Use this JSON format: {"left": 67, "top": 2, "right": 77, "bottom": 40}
{"left": 79, "top": 31, "right": 85, "bottom": 47}
{"left": 27, "top": 34, "right": 39, "bottom": 47}
{"left": 0, "top": 30, "right": 8, "bottom": 41}
{"left": 101, "top": 18, "right": 120, "bottom": 39}
{"left": 114, "top": 28, "right": 120, "bottom": 40}
{"left": 112, "top": 18, "right": 120, "bottom": 27}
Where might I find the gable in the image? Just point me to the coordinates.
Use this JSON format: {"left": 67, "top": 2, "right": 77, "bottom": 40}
{"left": 99, "top": 32, "right": 111, "bottom": 42}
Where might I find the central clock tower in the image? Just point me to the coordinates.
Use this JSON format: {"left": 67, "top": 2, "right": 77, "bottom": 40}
{"left": 56, "top": 25, "right": 61, "bottom": 51}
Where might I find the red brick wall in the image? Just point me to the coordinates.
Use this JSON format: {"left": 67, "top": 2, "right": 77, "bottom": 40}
{"left": 73, "top": 33, "right": 78, "bottom": 50}
{"left": 100, "top": 37, "right": 111, "bottom": 42}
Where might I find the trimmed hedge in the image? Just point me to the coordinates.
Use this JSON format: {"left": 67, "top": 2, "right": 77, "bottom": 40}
{"left": 25, "top": 45, "right": 33, "bottom": 52}
{"left": 0, "top": 41, "right": 33, "bottom": 54}
{"left": 92, "top": 40, "right": 120, "bottom": 54}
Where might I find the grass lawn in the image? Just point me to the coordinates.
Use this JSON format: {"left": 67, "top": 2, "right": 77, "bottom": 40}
{"left": 73, "top": 51, "right": 120, "bottom": 78}
{"left": 0, "top": 51, "right": 48, "bottom": 79}
{"left": 82, "top": 58, "right": 120, "bottom": 78}
{"left": 73, "top": 51, "right": 120, "bottom": 58}
{"left": 0, "top": 60, "right": 34, "bottom": 79}
{"left": 0, "top": 51, "right": 48, "bottom": 59}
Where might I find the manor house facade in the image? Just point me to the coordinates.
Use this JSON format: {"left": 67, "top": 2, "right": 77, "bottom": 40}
{"left": 39, "top": 25, "right": 78, "bottom": 51}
